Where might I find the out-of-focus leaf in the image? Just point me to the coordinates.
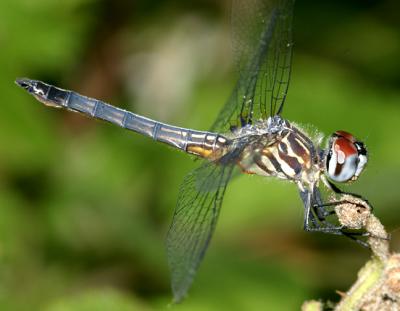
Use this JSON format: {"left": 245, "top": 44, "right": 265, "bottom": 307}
{"left": 44, "top": 289, "right": 151, "bottom": 311}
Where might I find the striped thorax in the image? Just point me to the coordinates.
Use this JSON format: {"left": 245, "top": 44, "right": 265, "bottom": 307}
{"left": 236, "top": 116, "right": 321, "bottom": 186}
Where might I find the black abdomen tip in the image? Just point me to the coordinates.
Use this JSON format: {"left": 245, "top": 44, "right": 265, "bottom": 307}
{"left": 15, "top": 78, "right": 34, "bottom": 89}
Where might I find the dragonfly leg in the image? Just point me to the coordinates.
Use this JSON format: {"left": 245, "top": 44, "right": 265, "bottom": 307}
{"left": 300, "top": 188, "right": 373, "bottom": 248}
{"left": 300, "top": 188, "right": 336, "bottom": 227}
{"left": 300, "top": 189, "right": 319, "bottom": 229}
{"left": 312, "top": 200, "right": 352, "bottom": 218}
{"left": 304, "top": 217, "right": 370, "bottom": 248}
{"left": 324, "top": 178, "right": 374, "bottom": 212}
{"left": 301, "top": 189, "right": 338, "bottom": 231}
{"left": 311, "top": 187, "right": 327, "bottom": 221}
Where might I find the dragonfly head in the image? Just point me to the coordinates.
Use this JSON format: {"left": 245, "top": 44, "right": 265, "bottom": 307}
{"left": 325, "top": 131, "right": 368, "bottom": 183}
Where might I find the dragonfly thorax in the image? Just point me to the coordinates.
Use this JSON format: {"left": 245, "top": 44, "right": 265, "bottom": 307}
{"left": 236, "top": 118, "right": 320, "bottom": 185}
{"left": 231, "top": 115, "right": 287, "bottom": 138}
{"left": 267, "top": 115, "right": 286, "bottom": 133}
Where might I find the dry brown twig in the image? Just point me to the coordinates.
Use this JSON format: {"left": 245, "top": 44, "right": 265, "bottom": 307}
{"left": 302, "top": 194, "right": 400, "bottom": 311}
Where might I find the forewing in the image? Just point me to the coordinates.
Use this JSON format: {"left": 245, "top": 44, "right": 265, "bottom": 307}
{"left": 166, "top": 160, "right": 234, "bottom": 303}
{"left": 211, "top": 0, "right": 295, "bottom": 133}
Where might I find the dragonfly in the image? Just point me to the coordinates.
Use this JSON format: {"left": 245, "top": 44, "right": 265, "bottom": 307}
{"left": 16, "top": 0, "right": 368, "bottom": 303}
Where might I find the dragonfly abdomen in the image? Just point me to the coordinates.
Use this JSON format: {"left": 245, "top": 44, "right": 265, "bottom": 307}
{"left": 16, "top": 78, "right": 229, "bottom": 159}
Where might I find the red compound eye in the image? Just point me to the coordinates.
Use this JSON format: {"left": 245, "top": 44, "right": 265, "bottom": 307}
{"left": 335, "top": 130, "right": 356, "bottom": 143}
{"left": 327, "top": 131, "right": 368, "bottom": 183}
{"left": 334, "top": 137, "right": 358, "bottom": 161}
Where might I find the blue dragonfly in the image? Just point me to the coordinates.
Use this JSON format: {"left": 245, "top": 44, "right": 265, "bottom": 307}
{"left": 16, "top": 0, "right": 368, "bottom": 302}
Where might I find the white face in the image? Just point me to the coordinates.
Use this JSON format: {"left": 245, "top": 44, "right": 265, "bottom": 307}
{"left": 326, "top": 131, "right": 368, "bottom": 183}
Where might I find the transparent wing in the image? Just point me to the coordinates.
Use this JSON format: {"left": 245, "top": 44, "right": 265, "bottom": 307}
{"left": 166, "top": 160, "right": 235, "bottom": 303}
{"left": 211, "top": 0, "right": 295, "bottom": 133}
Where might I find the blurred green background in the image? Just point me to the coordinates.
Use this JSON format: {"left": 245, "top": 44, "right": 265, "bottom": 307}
{"left": 1, "top": 0, "right": 399, "bottom": 310}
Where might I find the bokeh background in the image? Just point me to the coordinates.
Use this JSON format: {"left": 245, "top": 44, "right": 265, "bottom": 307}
{"left": 1, "top": 0, "right": 399, "bottom": 310}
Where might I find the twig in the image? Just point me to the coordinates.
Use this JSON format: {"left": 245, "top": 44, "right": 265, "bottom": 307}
{"left": 302, "top": 194, "right": 400, "bottom": 311}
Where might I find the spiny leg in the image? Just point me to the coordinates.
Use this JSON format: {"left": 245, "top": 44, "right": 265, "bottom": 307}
{"left": 324, "top": 178, "right": 374, "bottom": 212}
{"left": 300, "top": 189, "right": 320, "bottom": 230}
{"left": 300, "top": 188, "right": 372, "bottom": 248}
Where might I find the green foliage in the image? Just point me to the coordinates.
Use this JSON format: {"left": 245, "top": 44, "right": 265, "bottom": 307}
{"left": 45, "top": 289, "right": 150, "bottom": 311}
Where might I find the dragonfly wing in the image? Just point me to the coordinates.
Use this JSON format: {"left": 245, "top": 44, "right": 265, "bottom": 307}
{"left": 211, "top": 0, "right": 295, "bottom": 133}
{"left": 166, "top": 160, "right": 235, "bottom": 303}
